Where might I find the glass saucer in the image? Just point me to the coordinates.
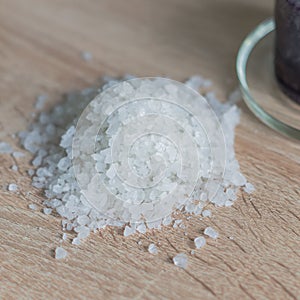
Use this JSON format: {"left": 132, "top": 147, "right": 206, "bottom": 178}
{"left": 236, "top": 18, "right": 300, "bottom": 140}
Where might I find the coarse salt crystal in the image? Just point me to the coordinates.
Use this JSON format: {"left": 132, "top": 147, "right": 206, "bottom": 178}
{"left": 194, "top": 236, "right": 206, "bottom": 249}
{"left": 12, "top": 151, "right": 25, "bottom": 158}
{"left": 204, "top": 227, "right": 219, "bottom": 239}
{"left": 124, "top": 225, "right": 135, "bottom": 237}
{"left": 0, "top": 142, "right": 13, "bottom": 154}
{"left": 72, "top": 238, "right": 80, "bottom": 245}
{"left": 29, "top": 204, "right": 37, "bottom": 210}
{"left": 148, "top": 243, "right": 158, "bottom": 254}
{"left": 202, "top": 210, "right": 212, "bottom": 218}
{"left": 55, "top": 247, "right": 67, "bottom": 259}
{"left": 8, "top": 183, "right": 18, "bottom": 191}
{"left": 173, "top": 253, "right": 188, "bottom": 269}
{"left": 243, "top": 182, "right": 255, "bottom": 194}
{"left": 43, "top": 208, "right": 52, "bottom": 215}
{"left": 11, "top": 165, "right": 18, "bottom": 171}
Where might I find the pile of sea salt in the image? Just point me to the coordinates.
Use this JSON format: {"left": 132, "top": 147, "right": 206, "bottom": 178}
{"left": 16, "top": 75, "right": 253, "bottom": 259}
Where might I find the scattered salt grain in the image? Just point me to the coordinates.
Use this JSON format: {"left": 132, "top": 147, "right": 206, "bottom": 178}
{"left": 55, "top": 247, "right": 67, "bottom": 259}
{"left": 148, "top": 243, "right": 158, "bottom": 254}
{"left": 191, "top": 250, "right": 195, "bottom": 255}
{"left": 43, "top": 208, "right": 52, "bottom": 215}
{"left": 62, "top": 233, "right": 67, "bottom": 240}
{"left": 194, "top": 236, "right": 206, "bottom": 249}
{"left": 0, "top": 142, "right": 13, "bottom": 154}
{"left": 27, "top": 169, "right": 35, "bottom": 176}
{"left": 81, "top": 51, "right": 92, "bottom": 61}
{"left": 12, "top": 151, "right": 25, "bottom": 158}
{"left": 11, "top": 165, "right": 18, "bottom": 171}
{"left": 72, "top": 238, "right": 80, "bottom": 245}
{"left": 202, "top": 210, "right": 212, "bottom": 218}
{"left": 204, "top": 227, "right": 219, "bottom": 239}
{"left": 35, "top": 94, "right": 48, "bottom": 110}
{"left": 29, "top": 204, "right": 37, "bottom": 210}
{"left": 124, "top": 225, "right": 135, "bottom": 237}
{"left": 173, "top": 253, "right": 188, "bottom": 269}
{"left": 8, "top": 183, "right": 18, "bottom": 191}
{"left": 244, "top": 182, "right": 255, "bottom": 194}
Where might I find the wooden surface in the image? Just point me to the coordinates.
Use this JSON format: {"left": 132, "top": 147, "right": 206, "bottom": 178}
{"left": 0, "top": 0, "right": 299, "bottom": 299}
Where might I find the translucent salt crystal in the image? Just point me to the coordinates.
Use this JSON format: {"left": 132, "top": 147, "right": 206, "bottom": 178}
{"left": 76, "top": 226, "right": 90, "bottom": 239}
{"left": 55, "top": 247, "right": 67, "bottom": 259}
{"left": 11, "top": 165, "right": 18, "bottom": 171}
{"left": 8, "top": 183, "right": 18, "bottom": 191}
{"left": 77, "top": 215, "right": 90, "bottom": 226}
{"left": 191, "top": 250, "right": 195, "bottom": 255}
{"left": 0, "top": 142, "right": 13, "bottom": 153}
{"left": 173, "top": 253, "right": 188, "bottom": 269}
{"left": 12, "top": 151, "right": 25, "bottom": 158}
{"left": 194, "top": 236, "right": 206, "bottom": 249}
{"left": 137, "top": 223, "right": 147, "bottom": 234}
{"left": 204, "top": 227, "right": 219, "bottom": 239}
{"left": 27, "top": 169, "right": 35, "bottom": 176}
{"left": 244, "top": 182, "right": 255, "bottom": 194}
{"left": 148, "top": 243, "right": 158, "bottom": 254}
{"left": 29, "top": 204, "right": 37, "bottom": 210}
{"left": 202, "top": 210, "right": 212, "bottom": 218}
{"left": 62, "top": 233, "right": 67, "bottom": 240}
{"left": 35, "top": 94, "right": 48, "bottom": 110}
{"left": 124, "top": 225, "right": 135, "bottom": 237}
{"left": 43, "top": 208, "right": 52, "bottom": 215}
{"left": 72, "top": 238, "right": 80, "bottom": 245}
{"left": 81, "top": 51, "right": 92, "bottom": 61}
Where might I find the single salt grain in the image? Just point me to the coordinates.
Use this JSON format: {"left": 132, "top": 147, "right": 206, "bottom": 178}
{"left": 12, "top": 151, "right": 25, "bottom": 158}
{"left": 191, "top": 250, "right": 195, "bottom": 255}
{"left": 124, "top": 225, "right": 135, "bottom": 237}
{"left": 244, "top": 182, "right": 255, "bottom": 194}
{"left": 148, "top": 243, "right": 158, "bottom": 254}
{"left": 72, "top": 238, "right": 80, "bottom": 245}
{"left": 204, "top": 227, "right": 219, "bottom": 239}
{"left": 11, "top": 165, "right": 18, "bottom": 171}
{"left": 137, "top": 223, "right": 147, "bottom": 234}
{"left": 29, "top": 204, "right": 37, "bottom": 210}
{"left": 8, "top": 183, "right": 18, "bottom": 191}
{"left": 43, "top": 208, "right": 52, "bottom": 215}
{"left": 173, "top": 253, "right": 188, "bottom": 269}
{"left": 27, "top": 169, "right": 35, "bottom": 176}
{"left": 55, "top": 247, "right": 67, "bottom": 259}
{"left": 202, "top": 210, "right": 212, "bottom": 218}
{"left": 0, "top": 142, "right": 13, "bottom": 154}
{"left": 194, "top": 236, "right": 206, "bottom": 249}
{"left": 62, "top": 233, "right": 67, "bottom": 240}
{"left": 35, "top": 94, "right": 48, "bottom": 110}
{"left": 81, "top": 51, "right": 92, "bottom": 61}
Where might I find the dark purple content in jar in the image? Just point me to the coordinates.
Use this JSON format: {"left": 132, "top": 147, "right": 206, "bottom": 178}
{"left": 275, "top": 0, "right": 300, "bottom": 104}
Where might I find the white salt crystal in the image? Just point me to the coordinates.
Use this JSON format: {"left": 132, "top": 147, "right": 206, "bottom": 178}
{"left": 173, "top": 253, "right": 188, "bottom": 269}
{"left": 202, "top": 210, "right": 212, "bottom": 218}
{"left": 191, "top": 250, "right": 195, "bottom": 255}
{"left": 204, "top": 227, "right": 219, "bottom": 239}
{"left": 35, "top": 94, "right": 48, "bottom": 110}
{"left": 148, "top": 243, "right": 158, "bottom": 254}
{"left": 43, "top": 208, "right": 52, "bottom": 215}
{"left": 12, "top": 151, "right": 25, "bottom": 158}
{"left": 137, "top": 223, "right": 147, "bottom": 234}
{"left": 81, "top": 51, "right": 92, "bottom": 61}
{"left": 11, "top": 165, "right": 18, "bottom": 171}
{"left": 124, "top": 225, "right": 135, "bottom": 237}
{"left": 194, "top": 236, "right": 206, "bottom": 249}
{"left": 77, "top": 215, "right": 90, "bottom": 226}
{"left": 0, "top": 142, "right": 13, "bottom": 153}
{"left": 55, "top": 247, "right": 67, "bottom": 259}
{"left": 72, "top": 238, "right": 80, "bottom": 245}
{"left": 8, "top": 183, "right": 18, "bottom": 191}
{"left": 62, "top": 233, "right": 67, "bottom": 240}
{"left": 27, "top": 169, "right": 35, "bottom": 176}
{"left": 29, "top": 204, "right": 37, "bottom": 210}
{"left": 244, "top": 182, "right": 255, "bottom": 194}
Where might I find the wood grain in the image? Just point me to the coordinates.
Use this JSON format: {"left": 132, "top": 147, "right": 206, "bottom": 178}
{"left": 0, "top": 0, "right": 299, "bottom": 299}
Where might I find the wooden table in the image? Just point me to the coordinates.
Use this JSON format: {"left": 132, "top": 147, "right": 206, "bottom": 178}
{"left": 0, "top": 0, "right": 299, "bottom": 299}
